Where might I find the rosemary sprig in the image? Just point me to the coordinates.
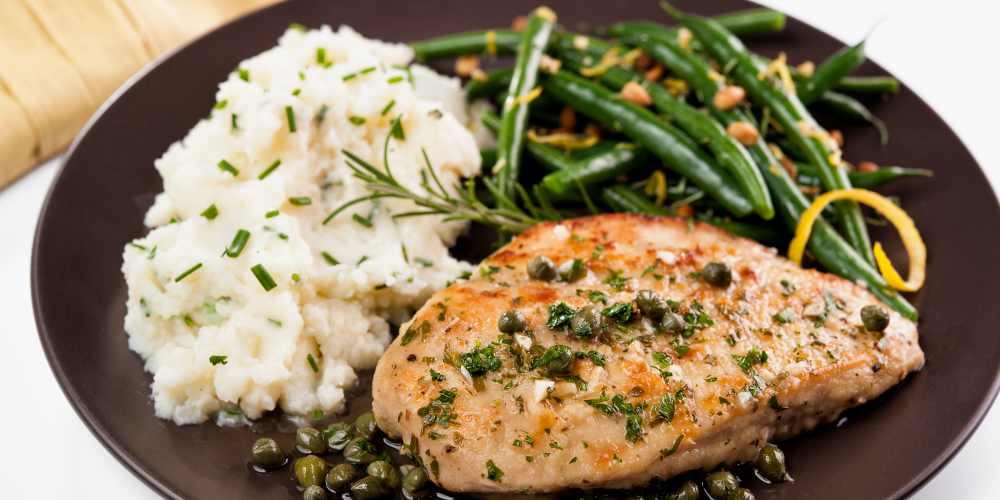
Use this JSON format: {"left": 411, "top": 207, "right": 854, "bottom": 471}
{"left": 326, "top": 135, "right": 560, "bottom": 233}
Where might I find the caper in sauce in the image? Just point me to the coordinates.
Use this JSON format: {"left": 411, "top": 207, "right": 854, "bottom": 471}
{"left": 674, "top": 479, "right": 701, "bottom": 500}
{"left": 570, "top": 305, "right": 604, "bottom": 339}
{"left": 402, "top": 466, "right": 429, "bottom": 494}
{"left": 326, "top": 463, "right": 360, "bottom": 491}
{"left": 730, "top": 487, "right": 756, "bottom": 500}
{"left": 366, "top": 460, "right": 401, "bottom": 489}
{"left": 704, "top": 469, "right": 739, "bottom": 499}
{"left": 343, "top": 437, "right": 379, "bottom": 465}
{"left": 353, "top": 411, "right": 378, "bottom": 440}
{"left": 526, "top": 255, "right": 558, "bottom": 281}
{"left": 755, "top": 443, "right": 789, "bottom": 482}
{"left": 861, "top": 304, "right": 890, "bottom": 332}
{"left": 498, "top": 309, "right": 527, "bottom": 333}
{"left": 636, "top": 290, "right": 668, "bottom": 321}
{"left": 559, "top": 258, "right": 587, "bottom": 282}
{"left": 537, "top": 344, "right": 574, "bottom": 376}
{"left": 296, "top": 426, "right": 326, "bottom": 454}
{"left": 302, "top": 484, "right": 327, "bottom": 500}
{"left": 323, "top": 422, "right": 352, "bottom": 452}
{"left": 350, "top": 475, "right": 390, "bottom": 500}
{"left": 249, "top": 437, "right": 286, "bottom": 470}
{"left": 702, "top": 261, "right": 732, "bottom": 287}
{"left": 293, "top": 455, "right": 329, "bottom": 488}
{"left": 660, "top": 311, "right": 686, "bottom": 335}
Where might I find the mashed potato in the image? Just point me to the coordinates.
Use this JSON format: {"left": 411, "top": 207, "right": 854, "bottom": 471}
{"left": 122, "top": 26, "right": 482, "bottom": 424}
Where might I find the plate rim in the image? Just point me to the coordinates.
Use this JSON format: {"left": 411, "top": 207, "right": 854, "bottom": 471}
{"left": 29, "top": 1, "right": 1000, "bottom": 499}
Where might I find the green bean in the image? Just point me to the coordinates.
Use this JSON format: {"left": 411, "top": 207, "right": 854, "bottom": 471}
{"left": 797, "top": 164, "right": 932, "bottom": 189}
{"left": 816, "top": 91, "right": 888, "bottom": 145}
{"left": 613, "top": 17, "right": 915, "bottom": 318}
{"left": 663, "top": 4, "right": 875, "bottom": 265}
{"left": 835, "top": 75, "right": 900, "bottom": 95}
{"left": 466, "top": 67, "right": 514, "bottom": 101}
{"left": 411, "top": 30, "right": 521, "bottom": 61}
{"left": 557, "top": 37, "right": 773, "bottom": 220}
{"left": 544, "top": 71, "right": 754, "bottom": 217}
{"left": 606, "top": 8, "right": 785, "bottom": 39}
{"left": 798, "top": 40, "right": 867, "bottom": 104}
{"left": 601, "top": 185, "right": 784, "bottom": 245}
{"left": 494, "top": 7, "right": 557, "bottom": 198}
{"left": 541, "top": 143, "right": 652, "bottom": 200}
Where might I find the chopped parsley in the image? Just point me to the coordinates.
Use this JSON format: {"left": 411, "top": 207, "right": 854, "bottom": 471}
{"left": 575, "top": 350, "right": 606, "bottom": 366}
{"left": 459, "top": 344, "right": 501, "bottom": 377}
{"left": 601, "top": 302, "right": 633, "bottom": 324}
{"left": 773, "top": 308, "right": 795, "bottom": 324}
{"left": 209, "top": 355, "right": 228, "bottom": 366}
{"left": 418, "top": 388, "right": 457, "bottom": 429}
{"left": 733, "top": 348, "right": 769, "bottom": 373}
{"left": 584, "top": 393, "right": 645, "bottom": 443}
{"left": 578, "top": 289, "right": 607, "bottom": 304}
{"left": 546, "top": 302, "right": 575, "bottom": 329}
{"left": 400, "top": 320, "right": 430, "bottom": 346}
{"left": 656, "top": 393, "right": 676, "bottom": 423}
{"left": 603, "top": 270, "right": 627, "bottom": 291}
{"left": 768, "top": 395, "right": 787, "bottom": 411}
{"left": 682, "top": 301, "right": 714, "bottom": 337}
{"left": 429, "top": 369, "right": 445, "bottom": 382}
{"left": 660, "top": 434, "right": 684, "bottom": 457}
{"left": 479, "top": 265, "right": 500, "bottom": 278}
{"left": 485, "top": 460, "right": 504, "bottom": 482}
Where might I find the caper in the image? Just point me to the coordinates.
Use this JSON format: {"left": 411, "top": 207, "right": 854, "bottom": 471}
{"left": 570, "top": 305, "right": 604, "bottom": 339}
{"left": 302, "top": 484, "right": 327, "bottom": 500}
{"left": 755, "top": 443, "right": 788, "bottom": 482}
{"left": 674, "top": 480, "right": 701, "bottom": 500}
{"left": 326, "top": 463, "right": 360, "bottom": 492}
{"left": 635, "top": 290, "right": 668, "bottom": 321}
{"left": 498, "top": 309, "right": 527, "bottom": 333}
{"left": 249, "top": 437, "right": 286, "bottom": 470}
{"left": 343, "top": 437, "right": 379, "bottom": 465}
{"left": 402, "top": 466, "right": 429, "bottom": 494}
{"left": 660, "top": 311, "right": 686, "bottom": 335}
{"left": 323, "top": 422, "right": 352, "bottom": 452}
{"left": 350, "top": 475, "right": 390, "bottom": 500}
{"left": 861, "top": 304, "right": 890, "bottom": 332}
{"left": 367, "top": 460, "right": 401, "bottom": 489}
{"left": 296, "top": 427, "right": 326, "bottom": 454}
{"left": 730, "top": 488, "right": 755, "bottom": 500}
{"left": 353, "top": 412, "right": 379, "bottom": 440}
{"left": 527, "top": 255, "right": 557, "bottom": 281}
{"left": 538, "top": 344, "right": 574, "bottom": 376}
{"left": 559, "top": 258, "right": 587, "bottom": 282}
{"left": 702, "top": 261, "right": 732, "bottom": 287}
{"left": 294, "top": 455, "right": 329, "bottom": 488}
{"left": 704, "top": 470, "right": 739, "bottom": 499}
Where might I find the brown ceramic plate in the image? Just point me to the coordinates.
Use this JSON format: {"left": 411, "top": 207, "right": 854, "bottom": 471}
{"left": 31, "top": 0, "right": 1000, "bottom": 498}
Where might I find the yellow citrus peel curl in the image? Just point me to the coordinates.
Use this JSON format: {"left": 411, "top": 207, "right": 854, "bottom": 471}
{"left": 789, "top": 188, "right": 926, "bottom": 292}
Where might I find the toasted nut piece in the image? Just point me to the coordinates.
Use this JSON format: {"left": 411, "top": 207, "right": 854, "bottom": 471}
{"left": 830, "top": 129, "right": 844, "bottom": 147}
{"left": 677, "top": 27, "right": 693, "bottom": 49}
{"left": 454, "top": 55, "right": 479, "bottom": 77}
{"left": 621, "top": 81, "right": 652, "bottom": 106}
{"left": 634, "top": 53, "right": 653, "bottom": 71}
{"left": 781, "top": 157, "right": 797, "bottom": 178}
{"left": 511, "top": 16, "right": 528, "bottom": 31}
{"left": 664, "top": 78, "right": 689, "bottom": 96}
{"left": 796, "top": 61, "right": 815, "bottom": 77}
{"left": 584, "top": 123, "right": 602, "bottom": 138}
{"left": 712, "top": 85, "right": 746, "bottom": 111}
{"left": 676, "top": 204, "right": 694, "bottom": 217}
{"left": 726, "top": 121, "right": 760, "bottom": 145}
{"left": 559, "top": 106, "right": 576, "bottom": 132}
{"left": 856, "top": 161, "right": 879, "bottom": 172}
{"left": 644, "top": 64, "right": 664, "bottom": 82}
{"left": 470, "top": 69, "right": 488, "bottom": 82}
{"left": 539, "top": 54, "right": 562, "bottom": 74}
{"left": 572, "top": 35, "right": 589, "bottom": 50}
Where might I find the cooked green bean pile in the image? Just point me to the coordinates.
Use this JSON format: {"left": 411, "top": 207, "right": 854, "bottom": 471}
{"left": 400, "top": 3, "right": 926, "bottom": 320}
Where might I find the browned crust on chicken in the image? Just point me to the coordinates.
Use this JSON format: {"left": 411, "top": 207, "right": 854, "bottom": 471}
{"left": 373, "top": 214, "right": 923, "bottom": 493}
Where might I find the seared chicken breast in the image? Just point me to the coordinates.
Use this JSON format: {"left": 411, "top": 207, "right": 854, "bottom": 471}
{"left": 372, "top": 214, "right": 923, "bottom": 493}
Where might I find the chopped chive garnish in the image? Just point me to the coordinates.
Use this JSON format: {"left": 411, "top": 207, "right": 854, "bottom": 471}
{"left": 316, "top": 47, "right": 327, "bottom": 64}
{"left": 342, "top": 72, "right": 358, "bottom": 82}
{"left": 292, "top": 88, "right": 301, "bottom": 96}
{"left": 258, "top": 159, "right": 282, "bottom": 180}
{"left": 352, "top": 213, "right": 373, "bottom": 228}
{"left": 225, "top": 229, "right": 251, "bottom": 257}
{"left": 321, "top": 251, "right": 339, "bottom": 266}
{"left": 387, "top": 75, "right": 405, "bottom": 84}
{"left": 218, "top": 159, "right": 239, "bottom": 176}
{"left": 174, "top": 263, "right": 203, "bottom": 283}
{"left": 415, "top": 257, "right": 433, "bottom": 267}
{"left": 231, "top": 113, "right": 239, "bottom": 131}
{"left": 268, "top": 318, "right": 283, "bottom": 327}
{"left": 357, "top": 255, "right": 369, "bottom": 265}
{"left": 380, "top": 99, "right": 396, "bottom": 116}
{"left": 291, "top": 273, "right": 301, "bottom": 282}
{"left": 315, "top": 104, "right": 329, "bottom": 124}
{"left": 298, "top": 70, "right": 305, "bottom": 81}
{"left": 307, "top": 353, "right": 319, "bottom": 373}
{"left": 289, "top": 22, "right": 307, "bottom": 32}
{"left": 148, "top": 246, "right": 157, "bottom": 260}
{"left": 200, "top": 204, "right": 219, "bottom": 220}
{"left": 349, "top": 116, "right": 366, "bottom": 126}
{"left": 390, "top": 115, "right": 405, "bottom": 140}
{"left": 214, "top": 99, "right": 228, "bottom": 110}
{"left": 183, "top": 315, "right": 196, "bottom": 327}
{"left": 374, "top": 284, "right": 387, "bottom": 290}
{"left": 128, "top": 242, "right": 147, "bottom": 251}
{"left": 209, "top": 355, "right": 228, "bottom": 365}
{"left": 289, "top": 196, "right": 312, "bottom": 206}
{"left": 360, "top": 66, "right": 376, "bottom": 74}
{"left": 251, "top": 264, "right": 277, "bottom": 291}
{"left": 265, "top": 210, "right": 280, "bottom": 218}
{"left": 238, "top": 68, "right": 250, "bottom": 82}
{"left": 285, "top": 106, "right": 297, "bottom": 132}
{"left": 401, "top": 244, "right": 409, "bottom": 263}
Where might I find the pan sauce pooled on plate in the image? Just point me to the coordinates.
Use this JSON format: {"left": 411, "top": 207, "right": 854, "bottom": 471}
{"left": 121, "top": 25, "right": 485, "bottom": 424}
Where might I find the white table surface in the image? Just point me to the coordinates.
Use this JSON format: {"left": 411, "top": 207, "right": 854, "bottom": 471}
{"left": 1, "top": 1, "right": 997, "bottom": 498}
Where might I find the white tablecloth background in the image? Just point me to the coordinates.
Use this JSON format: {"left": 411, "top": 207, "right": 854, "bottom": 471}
{"left": 1, "top": 1, "right": 997, "bottom": 498}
